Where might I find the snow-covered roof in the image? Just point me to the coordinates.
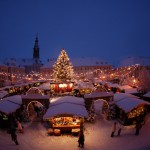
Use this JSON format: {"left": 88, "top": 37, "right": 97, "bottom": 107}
{"left": 143, "top": 92, "right": 150, "bottom": 98}
{"left": 114, "top": 97, "right": 150, "bottom": 113}
{"left": 114, "top": 93, "right": 138, "bottom": 102}
{"left": 119, "top": 57, "right": 150, "bottom": 67}
{"left": 42, "top": 57, "right": 112, "bottom": 68}
{"left": 43, "top": 102, "right": 88, "bottom": 119}
{"left": 124, "top": 88, "right": 138, "bottom": 94}
{"left": 74, "top": 81, "right": 94, "bottom": 89}
{"left": 71, "top": 57, "right": 111, "bottom": 66}
{"left": 38, "top": 82, "right": 50, "bottom": 90}
{"left": 105, "top": 83, "right": 138, "bottom": 94}
{"left": 106, "top": 82, "right": 119, "bottom": 88}
{"left": 84, "top": 92, "right": 114, "bottom": 99}
{"left": 0, "top": 101, "right": 20, "bottom": 114}
{"left": 3, "top": 58, "right": 42, "bottom": 67}
{"left": 0, "top": 90, "right": 8, "bottom": 99}
{"left": 22, "top": 93, "right": 49, "bottom": 99}
{"left": 3, "top": 95, "right": 22, "bottom": 105}
{"left": 50, "top": 96, "right": 85, "bottom": 106}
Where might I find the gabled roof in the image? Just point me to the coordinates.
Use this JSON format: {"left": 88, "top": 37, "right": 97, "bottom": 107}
{"left": 43, "top": 102, "right": 88, "bottom": 119}
{"left": 113, "top": 94, "right": 150, "bottom": 113}
{"left": 42, "top": 57, "right": 112, "bottom": 68}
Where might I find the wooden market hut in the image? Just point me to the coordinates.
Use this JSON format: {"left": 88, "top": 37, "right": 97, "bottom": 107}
{"left": 0, "top": 95, "right": 22, "bottom": 128}
{"left": 43, "top": 96, "right": 88, "bottom": 135}
{"left": 21, "top": 87, "right": 49, "bottom": 116}
{"left": 112, "top": 93, "right": 150, "bottom": 125}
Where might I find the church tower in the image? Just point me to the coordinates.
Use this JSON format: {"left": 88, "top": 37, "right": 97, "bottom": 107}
{"left": 33, "top": 35, "right": 40, "bottom": 59}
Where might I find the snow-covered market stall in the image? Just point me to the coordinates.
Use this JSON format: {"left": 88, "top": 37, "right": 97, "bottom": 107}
{"left": 84, "top": 91, "right": 114, "bottom": 121}
{"left": 0, "top": 95, "right": 22, "bottom": 128}
{"left": 43, "top": 96, "right": 88, "bottom": 135}
{"left": 21, "top": 87, "right": 49, "bottom": 117}
{"left": 38, "top": 82, "right": 51, "bottom": 95}
{"left": 111, "top": 93, "right": 150, "bottom": 125}
{"left": 74, "top": 81, "right": 94, "bottom": 96}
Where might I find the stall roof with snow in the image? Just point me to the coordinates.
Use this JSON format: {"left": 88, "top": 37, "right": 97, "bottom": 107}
{"left": 38, "top": 82, "right": 50, "bottom": 91}
{"left": 50, "top": 96, "right": 85, "bottom": 106}
{"left": 21, "top": 87, "right": 50, "bottom": 109}
{"left": 3, "top": 95, "right": 22, "bottom": 105}
{"left": 21, "top": 87, "right": 49, "bottom": 99}
{"left": 113, "top": 93, "right": 138, "bottom": 102}
{"left": 114, "top": 97, "right": 150, "bottom": 113}
{"left": 0, "top": 100, "right": 21, "bottom": 115}
{"left": 84, "top": 92, "right": 114, "bottom": 99}
{"left": 43, "top": 102, "right": 88, "bottom": 119}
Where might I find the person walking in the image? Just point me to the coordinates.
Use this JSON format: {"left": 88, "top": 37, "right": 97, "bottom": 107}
{"left": 17, "top": 120, "right": 24, "bottom": 133}
{"left": 117, "top": 123, "right": 122, "bottom": 136}
{"left": 10, "top": 129, "right": 19, "bottom": 145}
{"left": 135, "top": 122, "right": 142, "bottom": 135}
{"left": 111, "top": 122, "right": 117, "bottom": 137}
{"left": 78, "top": 131, "right": 85, "bottom": 148}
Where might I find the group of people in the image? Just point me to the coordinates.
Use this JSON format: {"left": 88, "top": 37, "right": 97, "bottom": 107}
{"left": 111, "top": 120, "right": 143, "bottom": 137}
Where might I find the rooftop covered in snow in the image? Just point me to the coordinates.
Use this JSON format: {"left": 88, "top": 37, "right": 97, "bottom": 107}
{"left": 42, "top": 57, "right": 112, "bottom": 68}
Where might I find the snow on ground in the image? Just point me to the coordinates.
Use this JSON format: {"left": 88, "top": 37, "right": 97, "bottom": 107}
{"left": 0, "top": 114, "right": 150, "bottom": 150}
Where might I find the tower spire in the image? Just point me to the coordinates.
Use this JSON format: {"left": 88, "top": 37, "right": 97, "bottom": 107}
{"left": 33, "top": 34, "right": 40, "bottom": 59}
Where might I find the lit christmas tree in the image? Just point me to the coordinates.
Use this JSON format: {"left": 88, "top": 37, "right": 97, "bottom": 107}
{"left": 53, "top": 49, "right": 74, "bottom": 82}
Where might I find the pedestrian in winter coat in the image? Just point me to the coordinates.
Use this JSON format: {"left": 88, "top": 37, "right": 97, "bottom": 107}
{"left": 78, "top": 132, "right": 85, "bottom": 148}
{"left": 17, "top": 120, "right": 24, "bottom": 133}
{"left": 117, "top": 124, "right": 122, "bottom": 136}
{"left": 111, "top": 122, "right": 117, "bottom": 137}
{"left": 10, "top": 129, "right": 19, "bottom": 145}
{"left": 135, "top": 122, "right": 142, "bottom": 135}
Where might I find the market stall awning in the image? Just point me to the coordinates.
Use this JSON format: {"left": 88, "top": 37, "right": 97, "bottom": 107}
{"left": 3, "top": 95, "right": 22, "bottom": 105}
{"left": 114, "top": 93, "right": 138, "bottom": 102}
{"left": 115, "top": 97, "right": 150, "bottom": 113}
{"left": 0, "top": 100, "right": 21, "bottom": 115}
{"left": 43, "top": 102, "right": 88, "bottom": 119}
{"left": 50, "top": 96, "right": 85, "bottom": 106}
{"left": 0, "top": 90, "right": 8, "bottom": 99}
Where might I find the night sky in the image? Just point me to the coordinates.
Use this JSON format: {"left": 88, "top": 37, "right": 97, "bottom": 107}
{"left": 0, "top": 0, "right": 150, "bottom": 65}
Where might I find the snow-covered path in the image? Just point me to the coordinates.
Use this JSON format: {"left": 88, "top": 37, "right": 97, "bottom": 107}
{"left": 0, "top": 114, "right": 150, "bottom": 150}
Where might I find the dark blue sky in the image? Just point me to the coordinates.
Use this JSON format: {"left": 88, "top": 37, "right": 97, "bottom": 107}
{"left": 0, "top": 0, "right": 150, "bottom": 65}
